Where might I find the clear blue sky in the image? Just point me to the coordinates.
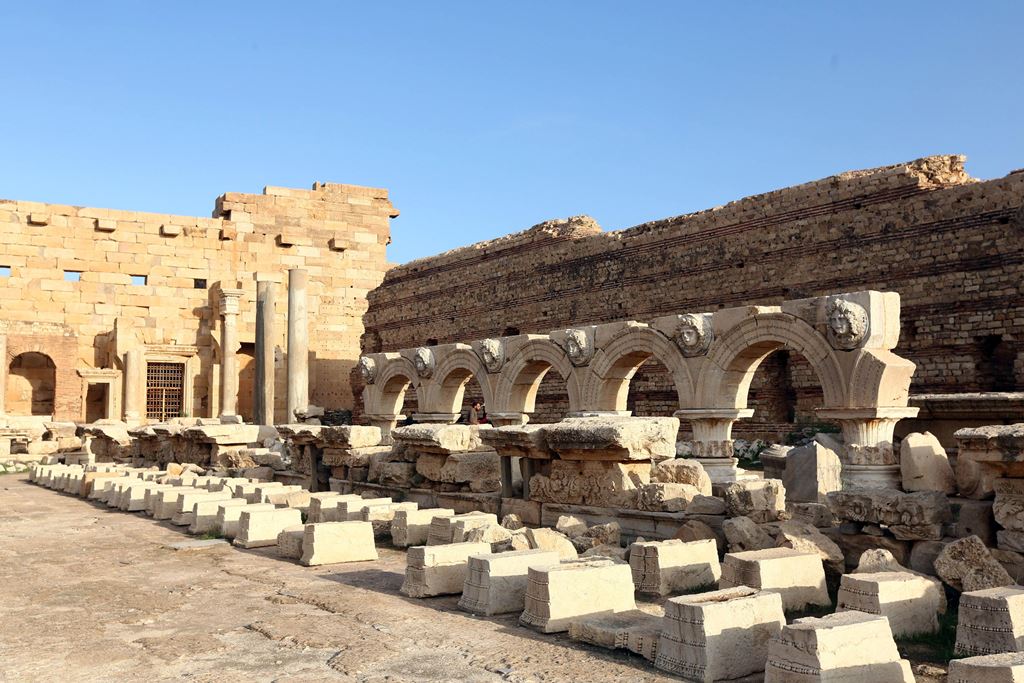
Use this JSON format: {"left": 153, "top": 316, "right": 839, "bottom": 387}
{"left": 3, "top": 2, "right": 1022, "bottom": 264}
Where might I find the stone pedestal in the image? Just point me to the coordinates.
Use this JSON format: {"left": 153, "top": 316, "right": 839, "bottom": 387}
{"left": 286, "top": 268, "right": 309, "bottom": 421}
{"left": 218, "top": 288, "right": 244, "bottom": 418}
{"left": 254, "top": 279, "right": 275, "bottom": 425}
{"left": 674, "top": 408, "right": 754, "bottom": 483}
{"left": 817, "top": 407, "right": 919, "bottom": 490}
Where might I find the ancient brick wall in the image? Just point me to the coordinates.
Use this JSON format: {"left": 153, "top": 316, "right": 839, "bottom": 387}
{"left": 0, "top": 182, "right": 396, "bottom": 422}
{"left": 359, "top": 156, "right": 1024, "bottom": 438}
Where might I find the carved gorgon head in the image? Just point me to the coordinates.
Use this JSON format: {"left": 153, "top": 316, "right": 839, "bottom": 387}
{"left": 413, "top": 347, "right": 434, "bottom": 378}
{"left": 674, "top": 313, "right": 713, "bottom": 357}
{"left": 826, "top": 298, "right": 868, "bottom": 350}
{"left": 358, "top": 356, "right": 377, "bottom": 384}
{"left": 564, "top": 328, "right": 591, "bottom": 366}
{"left": 479, "top": 338, "right": 503, "bottom": 372}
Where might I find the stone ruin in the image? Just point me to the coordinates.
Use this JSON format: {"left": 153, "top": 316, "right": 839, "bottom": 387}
{"left": 18, "top": 286, "right": 1024, "bottom": 680}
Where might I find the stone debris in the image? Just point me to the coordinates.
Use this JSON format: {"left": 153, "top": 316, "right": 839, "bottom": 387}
{"left": 790, "top": 502, "right": 833, "bottom": 528}
{"left": 955, "top": 424, "right": 1024, "bottom": 500}
{"left": 936, "top": 535, "right": 1015, "bottom": 592}
{"left": 172, "top": 490, "right": 233, "bottom": 526}
{"left": 391, "top": 423, "right": 484, "bottom": 454}
{"left": 948, "top": 651, "right": 1024, "bottom": 681}
{"left": 685, "top": 494, "right": 726, "bottom": 515}
{"left": 542, "top": 416, "right": 679, "bottom": 462}
{"left": 234, "top": 507, "right": 303, "bottom": 549}
{"left": 782, "top": 441, "right": 842, "bottom": 504}
{"left": 764, "top": 611, "right": 914, "bottom": 682}
{"left": 900, "top": 432, "right": 956, "bottom": 494}
{"left": 427, "top": 512, "right": 497, "bottom": 545}
{"left": 361, "top": 501, "right": 419, "bottom": 539}
{"left": 568, "top": 609, "right": 663, "bottom": 660}
{"left": 276, "top": 524, "right": 307, "bottom": 560}
{"left": 854, "top": 548, "right": 907, "bottom": 574}
{"left": 479, "top": 424, "right": 553, "bottom": 460}
{"left": 519, "top": 558, "right": 636, "bottom": 633}
{"left": 391, "top": 508, "right": 456, "bottom": 547}
{"left": 500, "top": 513, "right": 524, "bottom": 530}
{"left": 555, "top": 514, "right": 589, "bottom": 538}
{"left": 723, "top": 515, "right": 775, "bottom": 553}
{"left": 524, "top": 527, "right": 578, "bottom": 561}
{"left": 457, "top": 549, "right": 560, "bottom": 615}
{"left": 827, "top": 488, "right": 952, "bottom": 541}
{"left": 722, "top": 479, "right": 786, "bottom": 523}
{"left": 655, "top": 586, "right": 785, "bottom": 681}
{"left": 217, "top": 502, "right": 275, "bottom": 540}
{"left": 309, "top": 494, "right": 365, "bottom": 523}
{"left": 629, "top": 539, "right": 720, "bottom": 595}
{"left": 300, "top": 521, "right": 378, "bottom": 566}
{"left": 650, "top": 458, "right": 712, "bottom": 495}
{"left": 401, "top": 541, "right": 491, "bottom": 598}
{"left": 955, "top": 586, "right": 1024, "bottom": 657}
{"left": 720, "top": 547, "right": 830, "bottom": 612}
{"left": 837, "top": 571, "right": 945, "bottom": 637}
{"left": 463, "top": 524, "right": 514, "bottom": 552}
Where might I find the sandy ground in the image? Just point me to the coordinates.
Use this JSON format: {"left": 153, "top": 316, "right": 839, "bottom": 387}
{"left": 0, "top": 475, "right": 683, "bottom": 683}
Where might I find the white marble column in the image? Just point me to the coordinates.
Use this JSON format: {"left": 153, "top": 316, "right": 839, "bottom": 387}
{"left": 254, "top": 279, "right": 275, "bottom": 425}
{"left": 123, "top": 349, "right": 143, "bottom": 424}
{"left": 286, "top": 269, "right": 309, "bottom": 421}
{"left": 218, "top": 289, "right": 244, "bottom": 418}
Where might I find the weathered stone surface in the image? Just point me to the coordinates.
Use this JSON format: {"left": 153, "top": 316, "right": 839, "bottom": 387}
{"left": 855, "top": 548, "right": 906, "bottom": 574}
{"left": 391, "top": 508, "right": 455, "bottom": 547}
{"left": 760, "top": 444, "right": 792, "bottom": 482}
{"left": 392, "top": 424, "right": 483, "bottom": 454}
{"left": 190, "top": 497, "right": 247, "bottom": 535}
{"left": 555, "top": 514, "right": 589, "bottom": 537}
{"left": 650, "top": 458, "right": 712, "bottom": 495}
{"left": 318, "top": 426, "right": 382, "bottom": 449}
{"left": 956, "top": 424, "right": 1024, "bottom": 500}
{"left": 542, "top": 416, "right": 679, "bottom": 462}
{"left": 427, "top": 512, "right": 497, "bottom": 545}
{"left": 217, "top": 502, "right": 275, "bottom": 540}
{"left": 439, "top": 451, "right": 501, "bottom": 492}
{"left": 955, "top": 586, "right": 1024, "bottom": 657}
{"left": 401, "top": 541, "right": 491, "bottom": 598}
{"left": 686, "top": 494, "right": 726, "bottom": 515}
{"left": 529, "top": 459, "right": 648, "bottom": 508}
{"left": 948, "top": 652, "right": 1024, "bottom": 682}
{"left": 635, "top": 482, "right": 700, "bottom": 512}
{"left": 826, "top": 488, "right": 952, "bottom": 529}
{"left": 276, "top": 525, "right": 306, "bottom": 560}
{"left": 782, "top": 441, "right": 842, "bottom": 504}
{"left": 995, "top": 478, "right": 1024, "bottom": 535}
{"left": 500, "top": 513, "right": 524, "bottom": 530}
{"left": 837, "top": 571, "right": 945, "bottom": 637}
{"left": 655, "top": 586, "right": 785, "bottom": 681}
{"left": 630, "top": 538, "right": 720, "bottom": 595}
{"left": 234, "top": 507, "right": 303, "bottom": 549}
{"left": 935, "top": 536, "right": 1015, "bottom": 592}
{"left": 766, "top": 520, "right": 845, "bottom": 573}
{"left": 722, "top": 479, "right": 786, "bottom": 523}
{"left": 900, "top": 432, "right": 955, "bottom": 493}
{"left": 720, "top": 547, "right": 830, "bottom": 612}
{"left": 300, "top": 521, "right": 378, "bottom": 566}
{"left": 479, "top": 425, "right": 553, "bottom": 460}
{"left": 723, "top": 516, "right": 774, "bottom": 553}
{"left": 765, "top": 611, "right": 914, "bottom": 682}
{"left": 519, "top": 558, "right": 636, "bottom": 633}
{"left": 790, "top": 502, "right": 833, "bottom": 528}
{"left": 568, "top": 609, "right": 662, "bottom": 660}
{"left": 952, "top": 497, "right": 997, "bottom": 546}
{"left": 525, "top": 527, "right": 578, "bottom": 561}
{"left": 458, "top": 549, "right": 560, "bottom": 616}
{"left": 464, "top": 524, "right": 514, "bottom": 552}
{"left": 673, "top": 520, "right": 723, "bottom": 554}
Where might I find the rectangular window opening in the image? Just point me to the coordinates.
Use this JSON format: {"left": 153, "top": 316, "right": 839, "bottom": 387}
{"left": 130, "top": 274, "right": 147, "bottom": 286}
{"left": 64, "top": 270, "right": 82, "bottom": 282}
{"left": 0, "top": 266, "right": 10, "bottom": 277}
{"left": 146, "top": 362, "right": 185, "bottom": 421}
{"left": 193, "top": 278, "right": 207, "bottom": 289}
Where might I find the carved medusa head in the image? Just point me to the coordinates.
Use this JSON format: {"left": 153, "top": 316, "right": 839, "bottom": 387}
{"left": 825, "top": 298, "right": 869, "bottom": 350}
{"left": 413, "top": 347, "right": 435, "bottom": 378}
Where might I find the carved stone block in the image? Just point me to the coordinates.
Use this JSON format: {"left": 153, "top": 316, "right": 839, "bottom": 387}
{"left": 542, "top": 416, "right": 679, "bottom": 461}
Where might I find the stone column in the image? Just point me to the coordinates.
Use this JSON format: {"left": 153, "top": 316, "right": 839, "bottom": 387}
{"left": 521, "top": 458, "right": 537, "bottom": 501}
{"left": 218, "top": 289, "right": 244, "bottom": 418}
{"left": 286, "top": 269, "right": 309, "bottom": 421}
{"left": 366, "top": 413, "right": 402, "bottom": 445}
{"left": 500, "top": 456, "right": 514, "bottom": 498}
{"left": 489, "top": 411, "right": 529, "bottom": 427}
{"left": 674, "top": 408, "right": 754, "bottom": 484}
{"left": 817, "top": 407, "right": 919, "bottom": 490}
{"left": 254, "top": 279, "right": 275, "bottom": 425}
{"left": 123, "top": 349, "right": 144, "bottom": 423}
{"left": 0, "top": 334, "right": 7, "bottom": 416}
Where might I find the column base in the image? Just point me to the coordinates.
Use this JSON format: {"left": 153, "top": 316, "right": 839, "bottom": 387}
{"left": 693, "top": 457, "right": 758, "bottom": 484}
{"left": 841, "top": 464, "right": 902, "bottom": 490}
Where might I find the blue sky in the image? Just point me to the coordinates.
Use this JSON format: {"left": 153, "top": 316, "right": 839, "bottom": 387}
{"left": 2, "top": 2, "right": 1022, "bottom": 264}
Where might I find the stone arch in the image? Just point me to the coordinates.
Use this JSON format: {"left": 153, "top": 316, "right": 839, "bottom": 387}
{"left": 365, "top": 356, "right": 421, "bottom": 417}
{"left": 495, "top": 338, "right": 582, "bottom": 415}
{"left": 697, "top": 312, "right": 846, "bottom": 410}
{"left": 7, "top": 351, "right": 57, "bottom": 416}
{"left": 424, "top": 346, "right": 496, "bottom": 415}
{"left": 583, "top": 326, "right": 695, "bottom": 412}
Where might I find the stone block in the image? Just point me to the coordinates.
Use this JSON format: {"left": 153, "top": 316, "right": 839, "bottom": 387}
{"left": 152, "top": 486, "right": 198, "bottom": 520}
{"left": 955, "top": 587, "right": 1024, "bottom": 657}
{"left": 308, "top": 493, "right": 363, "bottom": 523}
{"left": 722, "top": 478, "right": 786, "bottom": 523}
{"left": 650, "top": 458, "right": 712, "bottom": 495}
{"left": 826, "top": 488, "right": 951, "bottom": 539}
{"left": 635, "top": 482, "right": 701, "bottom": 512}
{"left": 836, "top": 571, "right": 945, "bottom": 637}
{"left": 720, "top": 548, "right": 830, "bottom": 612}
{"left": 790, "top": 502, "right": 833, "bottom": 528}
{"left": 259, "top": 484, "right": 302, "bottom": 504}
{"left": 723, "top": 515, "right": 775, "bottom": 553}
{"left": 339, "top": 496, "right": 393, "bottom": 522}
{"left": 900, "top": 431, "right": 955, "bottom": 493}
{"left": 955, "top": 424, "right": 1024, "bottom": 500}
{"left": 782, "top": 441, "right": 842, "bottom": 503}
{"left": 479, "top": 424, "right": 553, "bottom": 459}
{"left": 319, "top": 425, "right": 383, "bottom": 449}
{"left": 172, "top": 490, "right": 233, "bottom": 526}
{"left": 995, "top": 479, "right": 1024, "bottom": 534}
{"left": 519, "top": 558, "right": 636, "bottom": 633}
{"left": 542, "top": 416, "right": 679, "bottom": 461}
{"left": 655, "top": 586, "right": 785, "bottom": 681}
{"left": 427, "top": 512, "right": 497, "bottom": 545}
{"left": 234, "top": 507, "right": 303, "bottom": 548}
{"left": 121, "top": 482, "right": 170, "bottom": 512}
{"left": 400, "top": 541, "right": 491, "bottom": 598}
{"left": 300, "top": 521, "right": 378, "bottom": 566}
{"left": 458, "top": 549, "right": 560, "bottom": 615}
{"left": 568, "top": 609, "right": 663, "bottom": 659}
{"left": 276, "top": 525, "right": 307, "bottom": 560}
{"left": 217, "top": 502, "right": 275, "bottom": 540}
{"left": 528, "top": 459, "right": 649, "bottom": 508}
{"left": 361, "top": 501, "right": 418, "bottom": 539}
{"left": 190, "top": 497, "right": 248, "bottom": 535}
{"left": 936, "top": 535, "right": 1015, "bottom": 592}
{"left": 629, "top": 538, "right": 721, "bottom": 595}
{"left": 951, "top": 497, "right": 997, "bottom": 546}
{"left": 765, "top": 611, "right": 913, "bottom": 682}
{"left": 524, "top": 527, "right": 578, "bottom": 561}
{"left": 948, "top": 652, "right": 1024, "bottom": 682}
{"left": 464, "top": 524, "right": 514, "bottom": 552}
{"left": 391, "top": 508, "right": 456, "bottom": 547}
{"left": 391, "top": 423, "right": 483, "bottom": 454}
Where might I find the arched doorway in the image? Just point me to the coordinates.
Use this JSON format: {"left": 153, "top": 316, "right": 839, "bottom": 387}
{"left": 7, "top": 352, "right": 56, "bottom": 416}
